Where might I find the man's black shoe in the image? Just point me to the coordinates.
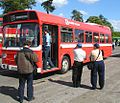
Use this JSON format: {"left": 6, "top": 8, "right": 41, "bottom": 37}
{"left": 18, "top": 99, "right": 23, "bottom": 103}
{"left": 27, "top": 97, "right": 35, "bottom": 101}
{"left": 99, "top": 87, "right": 103, "bottom": 90}
{"left": 19, "top": 101, "right": 23, "bottom": 103}
{"left": 17, "top": 98, "right": 23, "bottom": 103}
{"left": 91, "top": 87, "right": 96, "bottom": 90}
{"left": 73, "top": 84, "right": 79, "bottom": 88}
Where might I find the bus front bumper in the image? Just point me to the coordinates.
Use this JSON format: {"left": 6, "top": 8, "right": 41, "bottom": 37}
{"left": 0, "top": 64, "right": 42, "bottom": 73}
{"left": 1, "top": 64, "right": 17, "bottom": 71}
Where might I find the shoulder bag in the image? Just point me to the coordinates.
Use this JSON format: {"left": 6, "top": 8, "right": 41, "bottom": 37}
{"left": 24, "top": 52, "right": 38, "bottom": 75}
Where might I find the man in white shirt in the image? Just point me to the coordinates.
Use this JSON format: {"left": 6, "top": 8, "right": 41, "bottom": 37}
{"left": 72, "top": 43, "right": 86, "bottom": 88}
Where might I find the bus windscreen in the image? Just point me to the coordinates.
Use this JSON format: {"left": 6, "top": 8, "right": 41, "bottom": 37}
{"left": 3, "top": 23, "right": 40, "bottom": 47}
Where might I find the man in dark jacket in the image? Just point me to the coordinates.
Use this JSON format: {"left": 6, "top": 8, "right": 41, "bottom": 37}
{"left": 15, "top": 40, "right": 38, "bottom": 103}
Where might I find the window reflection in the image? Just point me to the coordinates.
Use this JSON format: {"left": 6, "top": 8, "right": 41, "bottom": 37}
{"left": 3, "top": 23, "right": 40, "bottom": 47}
{"left": 85, "top": 31, "right": 92, "bottom": 43}
{"left": 75, "top": 29, "right": 84, "bottom": 43}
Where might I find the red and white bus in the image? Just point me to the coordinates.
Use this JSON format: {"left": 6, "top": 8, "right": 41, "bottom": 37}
{"left": 1, "top": 10, "right": 112, "bottom": 74}
{"left": 0, "top": 18, "right": 3, "bottom": 57}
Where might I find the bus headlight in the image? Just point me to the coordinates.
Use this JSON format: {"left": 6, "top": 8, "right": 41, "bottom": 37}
{"left": 2, "top": 53, "right": 7, "bottom": 58}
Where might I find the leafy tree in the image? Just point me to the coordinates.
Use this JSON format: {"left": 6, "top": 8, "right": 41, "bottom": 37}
{"left": 71, "top": 10, "right": 83, "bottom": 22}
{"left": 41, "top": 0, "right": 55, "bottom": 14}
{"left": 86, "top": 16, "right": 103, "bottom": 25}
{"left": 86, "top": 15, "right": 114, "bottom": 31}
{"left": 0, "top": 14, "right": 3, "bottom": 18}
{"left": 99, "top": 14, "right": 106, "bottom": 21}
{"left": 99, "top": 15, "right": 114, "bottom": 31}
{"left": 112, "top": 32, "right": 120, "bottom": 37}
{"left": 0, "top": 0, "right": 36, "bottom": 13}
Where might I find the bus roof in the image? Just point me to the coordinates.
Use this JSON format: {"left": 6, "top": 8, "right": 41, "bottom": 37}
{"left": 3, "top": 10, "right": 111, "bottom": 34}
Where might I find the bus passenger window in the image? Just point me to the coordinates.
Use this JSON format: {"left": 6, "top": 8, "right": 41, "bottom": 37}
{"left": 105, "top": 34, "right": 109, "bottom": 43}
{"left": 61, "top": 27, "right": 73, "bottom": 42}
{"left": 75, "top": 29, "right": 84, "bottom": 43}
{"left": 85, "top": 31, "right": 92, "bottom": 43}
{"left": 100, "top": 34, "right": 104, "bottom": 43}
{"left": 93, "top": 32, "right": 99, "bottom": 43}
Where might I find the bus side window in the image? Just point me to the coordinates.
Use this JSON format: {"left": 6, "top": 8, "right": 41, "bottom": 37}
{"left": 74, "top": 29, "right": 84, "bottom": 43}
{"left": 100, "top": 34, "right": 105, "bottom": 43}
{"left": 93, "top": 32, "right": 99, "bottom": 43}
{"left": 61, "top": 27, "right": 73, "bottom": 42}
{"left": 85, "top": 31, "right": 92, "bottom": 43}
{"left": 105, "top": 34, "right": 109, "bottom": 43}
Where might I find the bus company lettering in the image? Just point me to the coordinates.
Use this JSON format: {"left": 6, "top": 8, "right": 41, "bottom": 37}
{"left": 10, "top": 15, "right": 28, "bottom": 21}
{"left": 16, "top": 15, "right": 28, "bottom": 20}
{"left": 65, "top": 19, "right": 80, "bottom": 26}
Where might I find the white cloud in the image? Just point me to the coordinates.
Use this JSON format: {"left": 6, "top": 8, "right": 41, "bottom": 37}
{"left": 59, "top": 13, "right": 64, "bottom": 17}
{"left": 36, "top": 0, "right": 68, "bottom": 7}
{"left": 36, "top": 0, "right": 46, "bottom": 3}
{"left": 79, "top": 10, "right": 88, "bottom": 15}
{"left": 53, "top": 0, "right": 68, "bottom": 7}
{"left": 78, "top": 0, "right": 100, "bottom": 4}
{"left": 110, "top": 20, "right": 120, "bottom": 31}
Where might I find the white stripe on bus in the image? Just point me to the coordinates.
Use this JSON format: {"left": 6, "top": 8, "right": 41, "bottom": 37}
{"left": 2, "top": 43, "right": 112, "bottom": 51}
{"left": 60, "top": 43, "right": 112, "bottom": 48}
{"left": 2, "top": 45, "right": 42, "bottom": 51}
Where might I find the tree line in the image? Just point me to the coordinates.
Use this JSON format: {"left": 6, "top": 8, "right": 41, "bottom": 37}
{"left": 0, "top": 0, "right": 119, "bottom": 37}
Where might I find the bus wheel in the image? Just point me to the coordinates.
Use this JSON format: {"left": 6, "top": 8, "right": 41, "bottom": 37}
{"left": 60, "top": 56, "right": 70, "bottom": 74}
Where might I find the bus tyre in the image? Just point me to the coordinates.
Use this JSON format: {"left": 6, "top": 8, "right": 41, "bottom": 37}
{"left": 60, "top": 56, "right": 70, "bottom": 74}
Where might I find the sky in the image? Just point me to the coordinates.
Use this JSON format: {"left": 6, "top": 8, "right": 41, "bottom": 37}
{"left": 1, "top": 0, "right": 120, "bottom": 31}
